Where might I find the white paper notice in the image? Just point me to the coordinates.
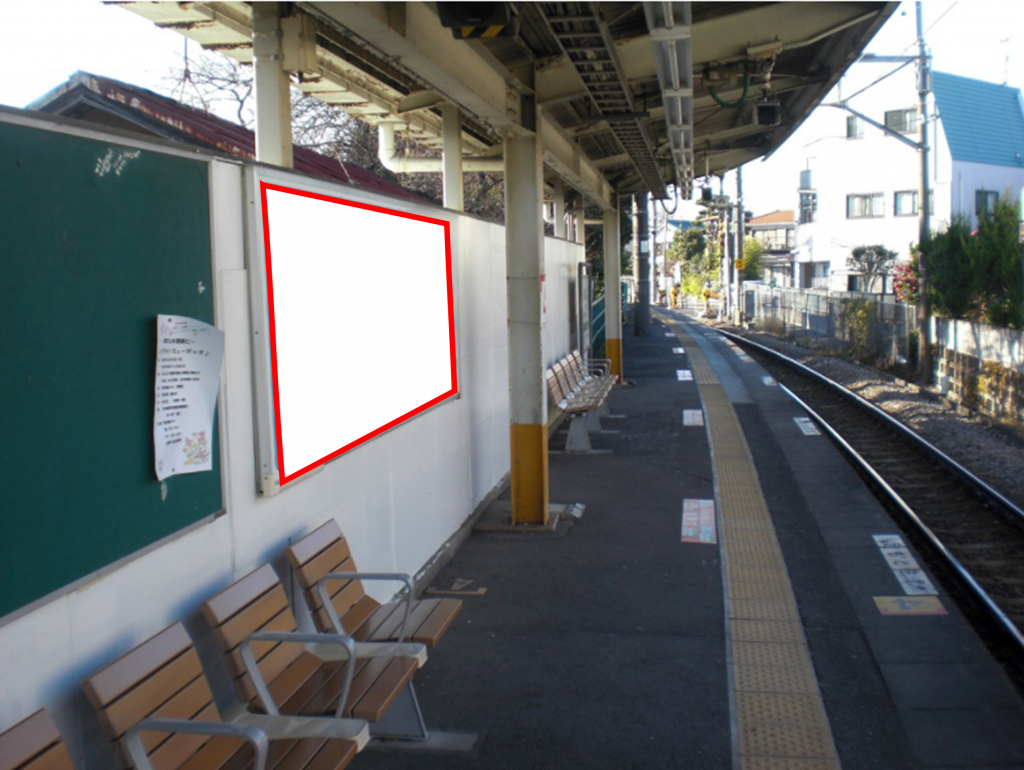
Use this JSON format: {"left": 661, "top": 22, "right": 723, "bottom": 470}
{"left": 154, "top": 315, "right": 225, "bottom": 481}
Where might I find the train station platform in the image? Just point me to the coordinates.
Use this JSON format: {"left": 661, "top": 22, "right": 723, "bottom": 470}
{"left": 372, "top": 309, "right": 1024, "bottom": 770}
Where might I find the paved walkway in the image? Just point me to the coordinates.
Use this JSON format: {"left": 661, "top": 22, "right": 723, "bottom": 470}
{"left": 370, "top": 311, "right": 1024, "bottom": 770}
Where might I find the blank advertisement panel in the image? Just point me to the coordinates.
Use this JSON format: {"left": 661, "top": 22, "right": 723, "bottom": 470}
{"left": 259, "top": 181, "right": 457, "bottom": 485}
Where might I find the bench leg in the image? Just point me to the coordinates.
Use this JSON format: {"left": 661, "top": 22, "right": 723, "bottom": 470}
{"left": 368, "top": 683, "right": 478, "bottom": 751}
{"left": 370, "top": 682, "right": 427, "bottom": 741}
{"left": 598, "top": 399, "right": 626, "bottom": 420}
{"left": 585, "top": 410, "right": 619, "bottom": 435}
{"left": 565, "top": 414, "right": 594, "bottom": 452}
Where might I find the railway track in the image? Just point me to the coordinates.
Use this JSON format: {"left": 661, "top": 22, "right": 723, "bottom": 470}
{"left": 717, "top": 329, "right": 1024, "bottom": 666}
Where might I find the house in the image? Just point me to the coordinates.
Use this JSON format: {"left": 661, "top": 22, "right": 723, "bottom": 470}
{"left": 29, "top": 71, "right": 428, "bottom": 203}
{"left": 792, "top": 67, "right": 1024, "bottom": 292}
{"left": 746, "top": 210, "right": 796, "bottom": 287}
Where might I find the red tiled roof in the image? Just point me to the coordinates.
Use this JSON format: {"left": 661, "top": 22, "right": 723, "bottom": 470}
{"left": 748, "top": 210, "right": 795, "bottom": 226}
{"left": 38, "top": 72, "right": 429, "bottom": 204}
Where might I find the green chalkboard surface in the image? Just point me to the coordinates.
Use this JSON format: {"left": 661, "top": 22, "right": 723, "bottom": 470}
{"left": 0, "top": 120, "right": 223, "bottom": 620}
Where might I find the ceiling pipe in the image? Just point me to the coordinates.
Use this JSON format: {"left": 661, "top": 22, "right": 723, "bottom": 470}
{"left": 378, "top": 123, "right": 504, "bottom": 174}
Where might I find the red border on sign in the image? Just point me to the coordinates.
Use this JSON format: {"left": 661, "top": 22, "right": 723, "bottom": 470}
{"left": 259, "top": 181, "right": 458, "bottom": 485}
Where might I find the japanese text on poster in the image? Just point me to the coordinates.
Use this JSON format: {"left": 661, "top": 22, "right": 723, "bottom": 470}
{"left": 154, "top": 314, "right": 225, "bottom": 481}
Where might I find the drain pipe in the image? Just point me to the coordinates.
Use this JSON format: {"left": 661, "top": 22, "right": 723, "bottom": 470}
{"left": 378, "top": 124, "right": 504, "bottom": 174}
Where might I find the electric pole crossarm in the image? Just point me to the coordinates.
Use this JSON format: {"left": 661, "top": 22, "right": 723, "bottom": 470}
{"left": 822, "top": 103, "right": 924, "bottom": 150}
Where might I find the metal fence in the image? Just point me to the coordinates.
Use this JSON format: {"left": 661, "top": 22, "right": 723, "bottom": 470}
{"left": 743, "top": 282, "right": 919, "bottom": 366}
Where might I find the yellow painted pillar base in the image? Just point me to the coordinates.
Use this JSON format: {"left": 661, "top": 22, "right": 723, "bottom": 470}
{"left": 510, "top": 423, "right": 549, "bottom": 525}
{"left": 606, "top": 338, "right": 623, "bottom": 383}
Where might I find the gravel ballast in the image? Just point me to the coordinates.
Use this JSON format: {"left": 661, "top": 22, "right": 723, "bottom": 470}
{"left": 716, "top": 325, "right": 1024, "bottom": 511}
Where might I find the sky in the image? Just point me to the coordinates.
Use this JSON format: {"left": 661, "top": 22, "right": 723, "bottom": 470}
{"left": 1, "top": 1, "right": 1022, "bottom": 219}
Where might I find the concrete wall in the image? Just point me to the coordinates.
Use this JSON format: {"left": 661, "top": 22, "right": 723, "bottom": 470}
{"left": 0, "top": 139, "right": 584, "bottom": 766}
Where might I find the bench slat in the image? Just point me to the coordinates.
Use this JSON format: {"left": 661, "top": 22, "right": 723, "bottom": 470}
{"left": 215, "top": 587, "right": 292, "bottom": 651}
{"left": 285, "top": 521, "right": 344, "bottom": 570}
{"left": 294, "top": 541, "right": 355, "bottom": 597}
{"left": 408, "top": 598, "right": 463, "bottom": 646}
{"left": 0, "top": 711, "right": 64, "bottom": 770}
{"left": 100, "top": 648, "right": 206, "bottom": 739}
{"left": 143, "top": 702, "right": 220, "bottom": 770}
{"left": 348, "top": 658, "right": 418, "bottom": 723}
{"left": 202, "top": 565, "right": 281, "bottom": 627}
{"left": 82, "top": 624, "right": 193, "bottom": 709}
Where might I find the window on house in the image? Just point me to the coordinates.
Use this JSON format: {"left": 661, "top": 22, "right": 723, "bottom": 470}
{"left": 894, "top": 191, "right": 917, "bottom": 216}
{"left": 847, "top": 193, "right": 884, "bottom": 218}
{"left": 976, "top": 189, "right": 999, "bottom": 217}
{"left": 895, "top": 190, "right": 935, "bottom": 216}
{"left": 884, "top": 108, "right": 919, "bottom": 135}
{"left": 800, "top": 192, "right": 817, "bottom": 224}
{"left": 756, "top": 227, "right": 790, "bottom": 251}
{"left": 846, "top": 115, "right": 864, "bottom": 139}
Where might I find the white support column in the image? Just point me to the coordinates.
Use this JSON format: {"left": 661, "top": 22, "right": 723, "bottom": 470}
{"left": 603, "top": 204, "right": 623, "bottom": 381}
{"left": 505, "top": 129, "right": 548, "bottom": 525}
{"left": 442, "top": 103, "right": 464, "bottom": 211}
{"left": 574, "top": 197, "right": 586, "bottom": 244}
{"left": 552, "top": 178, "right": 566, "bottom": 239}
{"left": 252, "top": 4, "right": 293, "bottom": 168}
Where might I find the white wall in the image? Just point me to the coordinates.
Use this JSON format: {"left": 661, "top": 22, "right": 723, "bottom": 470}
{"left": 933, "top": 317, "right": 1024, "bottom": 374}
{"left": 543, "top": 237, "right": 586, "bottom": 367}
{"left": 949, "top": 159, "right": 1024, "bottom": 225}
{"left": 0, "top": 146, "right": 583, "bottom": 767}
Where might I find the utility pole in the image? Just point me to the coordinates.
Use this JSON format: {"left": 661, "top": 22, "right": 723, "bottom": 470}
{"left": 917, "top": 0, "right": 932, "bottom": 386}
{"left": 735, "top": 167, "right": 745, "bottom": 325}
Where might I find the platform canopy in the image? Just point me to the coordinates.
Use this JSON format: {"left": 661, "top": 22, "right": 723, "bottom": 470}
{"left": 117, "top": 2, "right": 896, "bottom": 207}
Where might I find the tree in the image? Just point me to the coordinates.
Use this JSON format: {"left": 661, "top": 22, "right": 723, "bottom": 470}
{"left": 847, "top": 244, "right": 897, "bottom": 294}
{"left": 972, "top": 192, "right": 1023, "bottom": 328}
{"left": 742, "top": 236, "right": 763, "bottom": 281}
{"left": 926, "top": 217, "right": 978, "bottom": 319}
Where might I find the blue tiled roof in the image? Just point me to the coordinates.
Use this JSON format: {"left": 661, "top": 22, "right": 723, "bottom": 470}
{"left": 933, "top": 71, "right": 1024, "bottom": 168}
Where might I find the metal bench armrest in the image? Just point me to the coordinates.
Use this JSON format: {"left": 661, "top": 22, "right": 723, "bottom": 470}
{"left": 126, "top": 718, "right": 268, "bottom": 770}
{"left": 241, "top": 631, "right": 357, "bottom": 720}
{"left": 317, "top": 572, "right": 414, "bottom": 643}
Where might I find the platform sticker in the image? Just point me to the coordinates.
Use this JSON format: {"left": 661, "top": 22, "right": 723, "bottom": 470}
{"left": 874, "top": 596, "right": 948, "bottom": 616}
{"left": 681, "top": 499, "right": 717, "bottom": 544}
{"left": 677, "top": 370, "right": 694, "bottom": 381}
{"left": 873, "top": 535, "right": 938, "bottom": 595}
{"left": 683, "top": 409, "right": 704, "bottom": 426}
{"left": 794, "top": 417, "right": 821, "bottom": 436}
{"left": 665, "top": 332, "right": 676, "bottom": 337}
{"left": 672, "top": 347, "right": 686, "bottom": 354}
{"left": 762, "top": 376, "right": 777, "bottom": 386}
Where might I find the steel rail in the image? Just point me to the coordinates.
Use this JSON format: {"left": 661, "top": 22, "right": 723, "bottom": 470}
{"left": 779, "top": 381, "right": 1024, "bottom": 654}
{"left": 717, "top": 328, "right": 1024, "bottom": 527}
{"left": 715, "top": 328, "right": 1024, "bottom": 654}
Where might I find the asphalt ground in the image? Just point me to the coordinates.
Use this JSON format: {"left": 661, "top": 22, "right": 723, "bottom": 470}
{"left": 365, "top": 311, "right": 1024, "bottom": 770}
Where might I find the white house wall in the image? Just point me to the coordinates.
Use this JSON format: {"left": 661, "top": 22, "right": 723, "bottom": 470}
{"left": 949, "top": 159, "right": 1024, "bottom": 224}
{"left": 0, "top": 144, "right": 584, "bottom": 766}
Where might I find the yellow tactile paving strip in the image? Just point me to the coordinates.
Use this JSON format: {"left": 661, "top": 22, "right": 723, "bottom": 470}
{"left": 666, "top": 317, "right": 841, "bottom": 770}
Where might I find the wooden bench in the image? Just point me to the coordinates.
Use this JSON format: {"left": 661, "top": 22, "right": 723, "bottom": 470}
{"left": 285, "top": 520, "right": 462, "bottom": 648}
{"left": 82, "top": 621, "right": 368, "bottom": 770}
{"left": 200, "top": 563, "right": 428, "bottom": 740}
{"left": 0, "top": 710, "right": 73, "bottom": 770}
{"left": 547, "top": 350, "right": 620, "bottom": 452}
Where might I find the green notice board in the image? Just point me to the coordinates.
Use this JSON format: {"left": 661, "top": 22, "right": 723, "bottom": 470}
{"left": 0, "top": 121, "right": 223, "bottom": 620}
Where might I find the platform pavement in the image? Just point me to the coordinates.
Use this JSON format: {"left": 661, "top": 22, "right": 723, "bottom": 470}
{"left": 366, "top": 311, "right": 1024, "bottom": 770}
